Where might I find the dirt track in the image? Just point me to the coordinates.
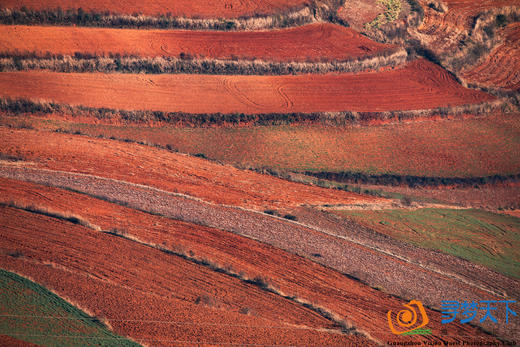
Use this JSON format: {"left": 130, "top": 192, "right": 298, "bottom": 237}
{"left": 0, "top": 60, "right": 493, "bottom": 113}
{"left": 0, "top": 23, "right": 395, "bottom": 63}
{"left": 0, "top": 0, "right": 308, "bottom": 18}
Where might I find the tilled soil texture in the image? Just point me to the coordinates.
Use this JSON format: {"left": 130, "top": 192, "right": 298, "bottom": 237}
{"left": 0, "top": 23, "right": 396, "bottom": 63}
{"left": 0, "top": 166, "right": 517, "bottom": 342}
{"left": 0, "top": 59, "right": 493, "bottom": 114}
{"left": 0, "top": 177, "right": 505, "bottom": 344}
{"left": 0, "top": 0, "right": 309, "bottom": 18}
{"left": 0, "top": 205, "right": 375, "bottom": 346}
{"left": 0, "top": 128, "right": 382, "bottom": 210}
{"left": 462, "top": 22, "right": 520, "bottom": 90}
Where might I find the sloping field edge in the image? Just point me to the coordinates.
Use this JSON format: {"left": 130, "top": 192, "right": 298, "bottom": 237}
{"left": 0, "top": 97, "right": 515, "bottom": 127}
{"left": 0, "top": 49, "right": 407, "bottom": 75}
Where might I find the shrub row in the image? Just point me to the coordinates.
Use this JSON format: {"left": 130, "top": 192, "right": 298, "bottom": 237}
{"left": 0, "top": 6, "right": 312, "bottom": 30}
{"left": 0, "top": 97, "right": 516, "bottom": 127}
{"left": 305, "top": 171, "right": 520, "bottom": 188}
{"left": 0, "top": 49, "right": 407, "bottom": 75}
{"left": 0, "top": 2, "right": 349, "bottom": 30}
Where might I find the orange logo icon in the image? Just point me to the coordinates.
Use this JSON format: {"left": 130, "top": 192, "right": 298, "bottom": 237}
{"left": 387, "top": 300, "right": 431, "bottom": 335}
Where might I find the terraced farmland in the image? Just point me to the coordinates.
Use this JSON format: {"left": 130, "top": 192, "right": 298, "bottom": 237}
{"left": 24, "top": 113, "right": 519, "bottom": 178}
{"left": 0, "top": 0, "right": 519, "bottom": 345}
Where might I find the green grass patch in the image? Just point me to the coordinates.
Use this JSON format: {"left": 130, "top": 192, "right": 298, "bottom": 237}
{"left": 0, "top": 269, "right": 139, "bottom": 346}
{"left": 335, "top": 209, "right": 520, "bottom": 279}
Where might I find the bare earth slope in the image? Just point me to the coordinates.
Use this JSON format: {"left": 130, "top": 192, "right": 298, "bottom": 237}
{"left": 0, "top": 60, "right": 493, "bottom": 114}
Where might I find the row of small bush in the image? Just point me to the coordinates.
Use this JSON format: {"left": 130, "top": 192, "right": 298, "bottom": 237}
{"left": 0, "top": 6, "right": 315, "bottom": 30}
{"left": 0, "top": 48, "right": 407, "bottom": 75}
{"left": 0, "top": 97, "right": 516, "bottom": 127}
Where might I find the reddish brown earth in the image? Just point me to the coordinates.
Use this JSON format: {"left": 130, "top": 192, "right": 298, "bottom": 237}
{"left": 0, "top": 23, "right": 395, "bottom": 63}
{"left": 0, "top": 178, "right": 505, "bottom": 344}
{"left": 0, "top": 60, "right": 493, "bottom": 114}
{"left": 0, "top": 128, "right": 382, "bottom": 210}
{"left": 0, "top": 0, "right": 308, "bottom": 18}
{"left": 1, "top": 205, "right": 372, "bottom": 346}
{"left": 462, "top": 22, "right": 520, "bottom": 90}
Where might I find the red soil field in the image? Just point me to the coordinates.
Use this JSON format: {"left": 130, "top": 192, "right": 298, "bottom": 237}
{"left": 0, "top": 128, "right": 382, "bottom": 209}
{"left": 0, "top": 60, "right": 492, "bottom": 114}
{"left": 0, "top": 0, "right": 308, "bottom": 18}
{"left": 462, "top": 23, "right": 520, "bottom": 90}
{"left": 0, "top": 23, "right": 395, "bottom": 63}
{"left": 0, "top": 178, "right": 503, "bottom": 344}
{"left": 1, "top": 205, "right": 370, "bottom": 346}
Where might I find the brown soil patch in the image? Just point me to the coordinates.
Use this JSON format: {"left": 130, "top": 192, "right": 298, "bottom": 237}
{"left": 0, "top": 0, "right": 308, "bottom": 18}
{"left": 0, "top": 60, "right": 493, "bottom": 114}
{"left": 0, "top": 23, "right": 395, "bottom": 63}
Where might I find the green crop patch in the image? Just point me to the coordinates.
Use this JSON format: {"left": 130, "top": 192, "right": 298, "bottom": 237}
{"left": 336, "top": 209, "right": 520, "bottom": 279}
{"left": 0, "top": 269, "right": 139, "bottom": 346}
